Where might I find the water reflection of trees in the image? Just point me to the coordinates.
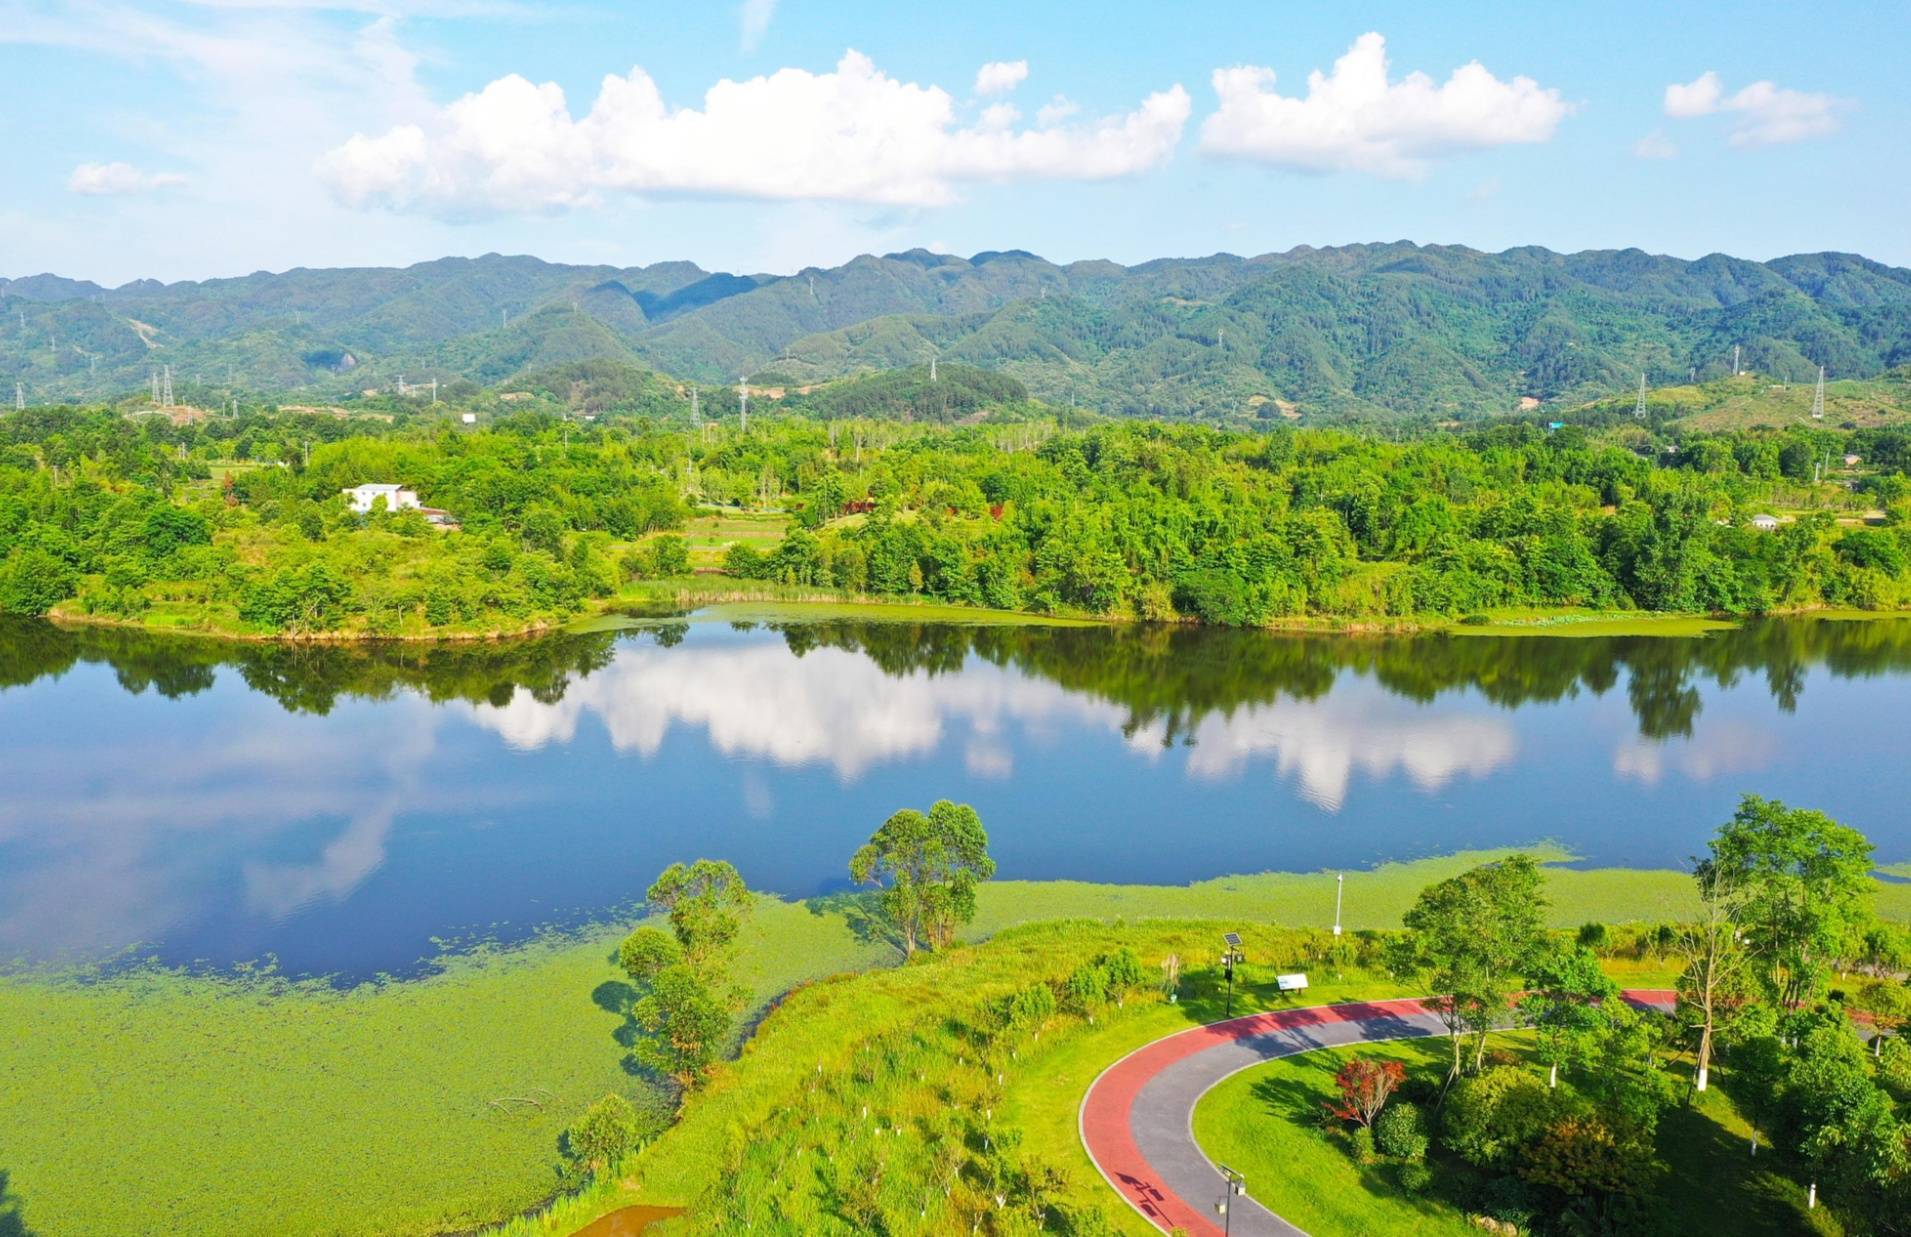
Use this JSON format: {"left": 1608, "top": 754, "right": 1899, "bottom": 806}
{"left": 4, "top": 614, "right": 1911, "bottom": 740}
{"left": 779, "top": 617, "right": 1911, "bottom": 742}
{"left": 0, "top": 618, "right": 617, "bottom": 715}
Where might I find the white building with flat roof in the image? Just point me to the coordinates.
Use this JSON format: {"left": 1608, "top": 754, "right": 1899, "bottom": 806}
{"left": 343, "top": 483, "right": 421, "bottom": 514}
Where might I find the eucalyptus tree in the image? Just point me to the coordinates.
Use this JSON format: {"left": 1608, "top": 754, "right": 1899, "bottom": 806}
{"left": 1675, "top": 862, "right": 1753, "bottom": 1092}
{"left": 849, "top": 799, "right": 995, "bottom": 957}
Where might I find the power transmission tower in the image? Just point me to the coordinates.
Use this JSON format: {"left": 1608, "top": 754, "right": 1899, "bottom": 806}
{"left": 737, "top": 376, "right": 749, "bottom": 434}
{"left": 161, "top": 365, "right": 174, "bottom": 409}
{"left": 1733, "top": 345, "right": 1741, "bottom": 377}
{"left": 1810, "top": 365, "right": 1825, "bottom": 420}
{"left": 1633, "top": 371, "right": 1648, "bottom": 419}
{"left": 14, "top": 382, "right": 22, "bottom": 411}
{"left": 690, "top": 386, "right": 700, "bottom": 429}
{"left": 430, "top": 379, "right": 439, "bottom": 404}
{"left": 150, "top": 369, "right": 160, "bottom": 404}
{"left": 929, "top": 356, "right": 937, "bottom": 384}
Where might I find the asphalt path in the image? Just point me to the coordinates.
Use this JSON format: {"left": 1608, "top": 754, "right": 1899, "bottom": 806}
{"left": 1079, "top": 991, "right": 1676, "bottom": 1237}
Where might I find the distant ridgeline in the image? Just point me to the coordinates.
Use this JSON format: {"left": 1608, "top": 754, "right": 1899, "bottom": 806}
{"left": 5, "top": 243, "right": 1910, "bottom": 422}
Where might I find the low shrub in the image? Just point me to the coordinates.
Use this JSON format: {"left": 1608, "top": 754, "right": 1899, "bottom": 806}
{"left": 1397, "top": 1160, "right": 1435, "bottom": 1195}
{"left": 1350, "top": 1125, "right": 1377, "bottom": 1165}
{"left": 1375, "top": 1100, "right": 1429, "bottom": 1160}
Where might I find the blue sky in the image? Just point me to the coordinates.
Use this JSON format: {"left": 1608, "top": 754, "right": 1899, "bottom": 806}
{"left": 2, "top": 0, "right": 1904, "bottom": 284}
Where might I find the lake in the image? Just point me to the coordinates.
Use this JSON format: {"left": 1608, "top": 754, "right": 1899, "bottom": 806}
{"left": 3, "top": 611, "right": 1909, "bottom": 979}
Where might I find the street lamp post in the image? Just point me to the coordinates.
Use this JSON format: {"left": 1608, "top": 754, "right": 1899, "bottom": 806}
{"left": 1216, "top": 1165, "right": 1247, "bottom": 1237}
{"left": 1221, "top": 932, "right": 1244, "bottom": 1018}
{"left": 1333, "top": 872, "right": 1344, "bottom": 937}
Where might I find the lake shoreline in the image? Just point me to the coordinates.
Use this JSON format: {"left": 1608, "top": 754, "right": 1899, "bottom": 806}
{"left": 9, "top": 849, "right": 1909, "bottom": 987}
{"left": 40, "top": 578, "right": 1911, "bottom": 645}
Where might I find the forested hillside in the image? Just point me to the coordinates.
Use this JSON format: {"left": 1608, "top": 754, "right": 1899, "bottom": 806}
{"left": 7, "top": 244, "right": 1909, "bottom": 422}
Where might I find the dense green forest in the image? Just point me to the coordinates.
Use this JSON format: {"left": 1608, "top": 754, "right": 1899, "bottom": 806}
{"left": 3, "top": 400, "right": 1911, "bottom": 637}
{"left": 7, "top": 242, "right": 1910, "bottom": 421}
{"left": 722, "top": 417, "right": 1911, "bottom": 625}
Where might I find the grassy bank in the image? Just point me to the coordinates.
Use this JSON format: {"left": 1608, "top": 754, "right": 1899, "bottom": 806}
{"left": 53, "top": 563, "right": 1911, "bottom": 646}
{"left": 3, "top": 852, "right": 1903, "bottom": 1236}
{"left": 504, "top": 925, "right": 1689, "bottom": 1237}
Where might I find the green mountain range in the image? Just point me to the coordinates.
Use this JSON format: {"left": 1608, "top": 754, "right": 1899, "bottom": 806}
{"left": 6, "top": 243, "right": 1909, "bottom": 422}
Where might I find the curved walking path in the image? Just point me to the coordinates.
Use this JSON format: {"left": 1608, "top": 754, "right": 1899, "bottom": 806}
{"left": 1080, "top": 990, "right": 1676, "bottom": 1237}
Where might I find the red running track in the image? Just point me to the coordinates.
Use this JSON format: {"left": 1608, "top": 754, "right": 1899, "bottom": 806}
{"left": 1079, "top": 990, "right": 1676, "bottom": 1237}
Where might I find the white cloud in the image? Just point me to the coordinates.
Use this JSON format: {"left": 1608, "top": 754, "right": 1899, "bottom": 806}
{"left": 739, "top": 0, "right": 777, "bottom": 52}
{"left": 1198, "top": 32, "right": 1571, "bottom": 178}
{"left": 1632, "top": 130, "right": 1679, "bottom": 160}
{"left": 974, "top": 59, "right": 1029, "bottom": 96}
{"left": 319, "top": 49, "right": 1191, "bottom": 215}
{"left": 1663, "top": 71, "right": 1723, "bottom": 118}
{"left": 68, "top": 161, "right": 188, "bottom": 195}
{"left": 1663, "top": 70, "right": 1844, "bottom": 146}
{"left": 1036, "top": 94, "right": 1079, "bottom": 126}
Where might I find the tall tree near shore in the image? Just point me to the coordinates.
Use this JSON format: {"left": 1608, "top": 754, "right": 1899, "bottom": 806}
{"left": 850, "top": 799, "right": 995, "bottom": 957}
{"left": 1397, "top": 854, "right": 1549, "bottom": 1079}
{"left": 646, "top": 859, "right": 754, "bottom": 970}
{"left": 1698, "top": 795, "right": 1874, "bottom": 1009}
{"left": 1675, "top": 863, "right": 1753, "bottom": 1092}
{"left": 617, "top": 928, "right": 735, "bottom": 1091}
{"left": 616, "top": 859, "right": 755, "bottom": 1094}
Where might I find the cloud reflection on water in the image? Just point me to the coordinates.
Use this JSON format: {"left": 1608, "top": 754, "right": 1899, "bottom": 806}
{"left": 463, "top": 644, "right": 1122, "bottom": 778}
{"left": 0, "top": 698, "right": 469, "bottom": 959}
{"left": 463, "top": 644, "right": 1521, "bottom": 811}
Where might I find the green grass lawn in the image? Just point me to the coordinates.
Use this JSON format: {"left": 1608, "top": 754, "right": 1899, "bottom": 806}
{"left": 1193, "top": 1034, "right": 1836, "bottom": 1237}
{"left": 0, "top": 850, "right": 1896, "bottom": 1236}
{"left": 679, "top": 509, "right": 789, "bottom": 569}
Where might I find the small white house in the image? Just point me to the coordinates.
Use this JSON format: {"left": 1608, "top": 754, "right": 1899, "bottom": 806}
{"left": 1749, "top": 513, "right": 1781, "bottom": 531}
{"left": 343, "top": 483, "right": 422, "bottom": 514}
{"left": 461, "top": 413, "right": 478, "bottom": 425}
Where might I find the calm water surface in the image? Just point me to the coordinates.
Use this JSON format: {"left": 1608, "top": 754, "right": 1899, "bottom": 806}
{"left": 3, "top": 613, "right": 1909, "bottom": 978}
